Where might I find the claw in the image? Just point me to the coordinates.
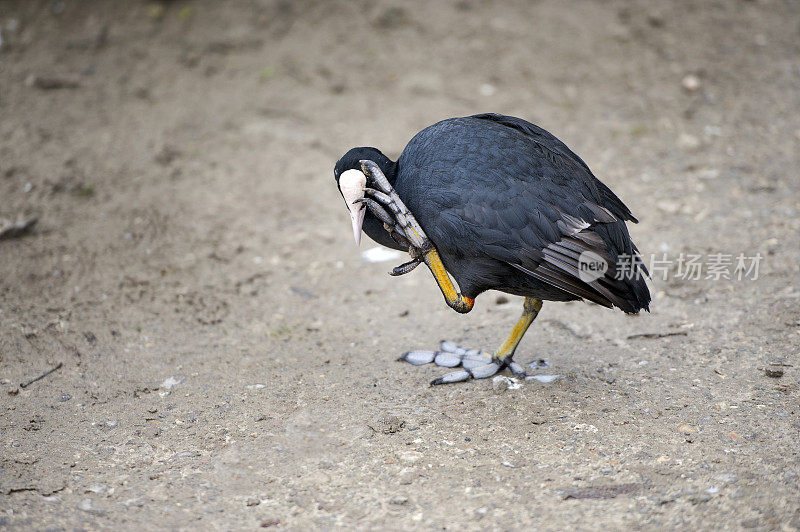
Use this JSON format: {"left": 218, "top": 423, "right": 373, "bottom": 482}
{"left": 359, "top": 159, "right": 431, "bottom": 250}
{"left": 507, "top": 361, "right": 527, "bottom": 378}
{"left": 363, "top": 188, "right": 393, "bottom": 207}
{"left": 431, "top": 369, "right": 471, "bottom": 385}
{"left": 398, "top": 350, "right": 436, "bottom": 365}
{"left": 353, "top": 197, "right": 394, "bottom": 226}
{"left": 390, "top": 258, "right": 421, "bottom": 276}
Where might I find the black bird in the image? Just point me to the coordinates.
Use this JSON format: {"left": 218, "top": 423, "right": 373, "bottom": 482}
{"left": 334, "top": 113, "right": 650, "bottom": 384}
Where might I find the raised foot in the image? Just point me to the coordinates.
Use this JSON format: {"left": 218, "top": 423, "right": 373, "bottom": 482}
{"left": 398, "top": 340, "right": 528, "bottom": 385}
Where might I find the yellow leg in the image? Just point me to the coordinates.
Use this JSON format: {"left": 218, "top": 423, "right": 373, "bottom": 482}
{"left": 495, "top": 297, "right": 543, "bottom": 359}
{"left": 422, "top": 249, "right": 474, "bottom": 313}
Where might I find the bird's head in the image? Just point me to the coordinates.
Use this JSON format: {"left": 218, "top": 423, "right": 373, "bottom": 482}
{"left": 334, "top": 147, "right": 394, "bottom": 245}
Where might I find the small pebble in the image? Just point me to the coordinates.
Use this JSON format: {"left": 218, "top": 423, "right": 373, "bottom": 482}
{"left": 390, "top": 495, "right": 408, "bottom": 505}
{"left": 246, "top": 497, "right": 260, "bottom": 507}
{"left": 399, "top": 450, "right": 423, "bottom": 462}
{"left": 677, "top": 133, "right": 701, "bottom": 150}
{"left": 689, "top": 492, "right": 712, "bottom": 504}
{"left": 681, "top": 74, "right": 700, "bottom": 92}
{"left": 77, "top": 498, "right": 103, "bottom": 515}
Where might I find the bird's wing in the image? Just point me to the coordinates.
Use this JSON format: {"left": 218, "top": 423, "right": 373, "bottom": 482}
{"left": 469, "top": 113, "right": 639, "bottom": 223}
{"left": 421, "top": 115, "right": 650, "bottom": 312}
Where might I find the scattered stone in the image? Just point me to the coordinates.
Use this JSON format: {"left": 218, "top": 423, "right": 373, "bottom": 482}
{"left": 689, "top": 492, "right": 712, "bottom": 504}
{"left": 399, "top": 450, "right": 423, "bottom": 462}
{"left": 375, "top": 6, "right": 410, "bottom": 29}
{"left": 492, "top": 375, "right": 521, "bottom": 393}
{"left": 528, "top": 359, "right": 550, "bottom": 371}
{"left": 658, "top": 493, "right": 679, "bottom": 505}
{"left": 479, "top": 83, "right": 496, "bottom": 96}
{"left": 246, "top": 497, "right": 260, "bottom": 507}
{"left": 764, "top": 366, "right": 784, "bottom": 378}
{"left": 103, "top": 419, "right": 118, "bottom": 430}
{"left": 172, "top": 450, "right": 199, "bottom": 459}
{"left": 474, "top": 506, "right": 489, "bottom": 519}
{"left": 160, "top": 375, "right": 185, "bottom": 391}
{"left": 0, "top": 214, "right": 38, "bottom": 240}
{"left": 681, "top": 74, "right": 700, "bottom": 92}
{"left": 25, "top": 74, "right": 80, "bottom": 90}
{"left": 122, "top": 497, "right": 145, "bottom": 508}
{"left": 142, "top": 425, "right": 161, "bottom": 438}
{"left": 77, "top": 498, "right": 103, "bottom": 515}
{"left": 398, "top": 472, "right": 416, "bottom": 485}
{"left": 399, "top": 72, "right": 444, "bottom": 95}
{"left": 741, "top": 518, "right": 760, "bottom": 528}
{"left": 527, "top": 375, "right": 559, "bottom": 383}
{"left": 261, "top": 518, "right": 280, "bottom": 528}
{"left": 154, "top": 144, "right": 181, "bottom": 166}
{"left": 715, "top": 473, "right": 738, "bottom": 484}
{"left": 562, "top": 483, "right": 640, "bottom": 500}
{"left": 246, "top": 383, "right": 267, "bottom": 390}
{"left": 369, "top": 414, "right": 405, "bottom": 434}
{"left": 677, "top": 133, "right": 701, "bottom": 150}
{"left": 764, "top": 359, "right": 789, "bottom": 378}
{"left": 390, "top": 495, "right": 408, "bottom": 505}
{"left": 59, "top": 394, "right": 71, "bottom": 402}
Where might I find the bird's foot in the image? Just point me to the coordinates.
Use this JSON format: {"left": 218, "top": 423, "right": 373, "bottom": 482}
{"left": 398, "top": 340, "right": 527, "bottom": 385}
{"left": 359, "top": 160, "right": 431, "bottom": 253}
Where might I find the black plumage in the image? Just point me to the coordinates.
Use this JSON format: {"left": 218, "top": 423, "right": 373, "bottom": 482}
{"left": 335, "top": 113, "right": 650, "bottom": 314}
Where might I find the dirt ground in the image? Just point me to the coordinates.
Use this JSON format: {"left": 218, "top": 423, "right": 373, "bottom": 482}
{"left": 1, "top": 0, "right": 799, "bottom": 529}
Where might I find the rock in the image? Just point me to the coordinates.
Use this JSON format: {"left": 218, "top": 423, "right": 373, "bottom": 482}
{"left": 677, "top": 133, "right": 701, "bottom": 150}
{"left": 765, "top": 359, "right": 788, "bottom": 378}
{"left": 0, "top": 214, "right": 38, "bottom": 240}
{"left": 390, "top": 495, "right": 408, "bottom": 505}
{"left": 399, "top": 450, "right": 423, "bottom": 462}
{"left": 154, "top": 144, "right": 181, "bottom": 166}
{"left": 160, "top": 375, "right": 185, "bottom": 391}
{"left": 399, "top": 72, "right": 444, "bottom": 95}
{"left": 681, "top": 74, "right": 700, "bottom": 92}
{"left": 77, "top": 498, "right": 103, "bottom": 515}
{"left": 369, "top": 415, "right": 405, "bottom": 434}
{"left": 764, "top": 366, "right": 784, "bottom": 378}
{"left": 479, "top": 83, "right": 496, "bottom": 96}
{"left": 246, "top": 497, "right": 260, "bottom": 507}
{"left": 25, "top": 74, "right": 80, "bottom": 90}
{"left": 492, "top": 375, "right": 521, "bottom": 393}
{"left": 689, "top": 492, "right": 712, "bottom": 504}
